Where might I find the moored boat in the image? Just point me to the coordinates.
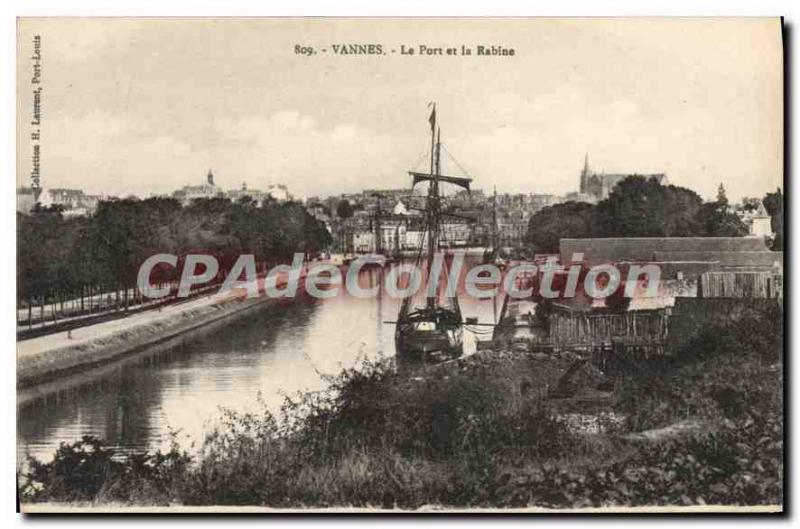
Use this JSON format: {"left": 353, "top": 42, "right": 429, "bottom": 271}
{"left": 392, "top": 104, "right": 473, "bottom": 364}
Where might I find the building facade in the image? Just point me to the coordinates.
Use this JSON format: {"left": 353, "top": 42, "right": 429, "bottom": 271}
{"left": 579, "top": 154, "right": 667, "bottom": 202}
{"left": 174, "top": 170, "right": 223, "bottom": 204}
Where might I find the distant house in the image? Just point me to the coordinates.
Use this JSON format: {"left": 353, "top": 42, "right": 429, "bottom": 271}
{"left": 496, "top": 209, "right": 530, "bottom": 247}
{"left": 226, "top": 182, "right": 267, "bottom": 203}
{"left": 17, "top": 187, "right": 37, "bottom": 214}
{"left": 404, "top": 229, "right": 427, "bottom": 251}
{"left": 352, "top": 231, "right": 374, "bottom": 253}
{"left": 350, "top": 217, "right": 409, "bottom": 253}
{"left": 49, "top": 188, "right": 86, "bottom": 209}
{"left": 737, "top": 200, "right": 773, "bottom": 238}
{"left": 174, "top": 170, "right": 224, "bottom": 204}
{"left": 306, "top": 203, "right": 331, "bottom": 223}
{"left": 362, "top": 188, "right": 415, "bottom": 203}
{"left": 43, "top": 188, "right": 102, "bottom": 216}
{"left": 440, "top": 219, "right": 471, "bottom": 247}
{"left": 224, "top": 181, "right": 295, "bottom": 205}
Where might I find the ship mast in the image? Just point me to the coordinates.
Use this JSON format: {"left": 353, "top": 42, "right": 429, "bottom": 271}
{"left": 492, "top": 185, "right": 497, "bottom": 253}
{"left": 373, "top": 193, "right": 383, "bottom": 254}
{"left": 426, "top": 107, "right": 441, "bottom": 309}
{"left": 403, "top": 103, "right": 471, "bottom": 311}
{"left": 492, "top": 185, "right": 498, "bottom": 323}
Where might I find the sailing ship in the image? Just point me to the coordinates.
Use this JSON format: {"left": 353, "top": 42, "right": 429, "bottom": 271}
{"left": 482, "top": 186, "right": 508, "bottom": 269}
{"left": 359, "top": 192, "right": 393, "bottom": 267}
{"left": 394, "top": 104, "right": 472, "bottom": 364}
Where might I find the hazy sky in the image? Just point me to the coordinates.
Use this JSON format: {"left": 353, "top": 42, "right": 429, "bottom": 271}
{"left": 17, "top": 18, "right": 783, "bottom": 201}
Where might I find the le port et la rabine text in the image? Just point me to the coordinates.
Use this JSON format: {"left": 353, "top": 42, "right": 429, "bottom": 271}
{"left": 294, "top": 43, "right": 516, "bottom": 57}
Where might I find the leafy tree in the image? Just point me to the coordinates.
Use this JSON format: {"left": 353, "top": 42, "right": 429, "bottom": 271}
{"left": 526, "top": 176, "right": 750, "bottom": 250}
{"left": 336, "top": 199, "right": 354, "bottom": 220}
{"left": 741, "top": 197, "right": 761, "bottom": 212}
{"left": 594, "top": 176, "right": 669, "bottom": 237}
{"left": 716, "top": 183, "right": 729, "bottom": 208}
{"left": 18, "top": 206, "right": 70, "bottom": 315}
{"left": 17, "top": 195, "right": 332, "bottom": 319}
{"left": 660, "top": 185, "right": 706, "bottom": 236}
{"left": 526, "top": 201, "right": 596, "bottom": 253}
{"left": 593, "top": 176, "right": 703, "bottom": 237}
{"left": 697, "top": 197, "right": 749, "bottom": 237}
{"left": 762, "top": 189, "right": 783, "bottom": 217}
{"left": 763, "top": 189, "right": 783, "bottom": 250}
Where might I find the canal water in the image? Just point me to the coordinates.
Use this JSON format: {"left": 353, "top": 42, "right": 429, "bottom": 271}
{"left": 18, "top": 262, "right": 499, "bottom": 463}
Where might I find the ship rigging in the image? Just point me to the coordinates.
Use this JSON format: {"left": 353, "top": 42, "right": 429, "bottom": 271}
{"left": 392, "top": 104, "right": 474, "bottom": 364}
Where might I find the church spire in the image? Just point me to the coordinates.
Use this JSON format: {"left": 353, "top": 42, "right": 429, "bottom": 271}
{"left": 580, "top": 153, "right": 591, "bottom": 193}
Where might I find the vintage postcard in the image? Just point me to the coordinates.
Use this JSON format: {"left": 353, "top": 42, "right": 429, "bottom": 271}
{"left": 16, "top": 17, "right": 783, "bottom": 513}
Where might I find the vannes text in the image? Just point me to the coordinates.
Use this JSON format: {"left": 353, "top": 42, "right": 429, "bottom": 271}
{"left": 294, "top": 44, "right": 515, "bottom": 56}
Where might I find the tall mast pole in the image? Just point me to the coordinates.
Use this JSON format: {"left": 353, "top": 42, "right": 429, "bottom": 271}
{"left": 433, "top": 126, "right": 441, "bottom": 259}
{"left": 374, "top": 194, "right": 382, "bottom": 254}
{"left": 426, "top": 105, "right": 439, "bottom": 309}
{"left": 492, "top": 185, "right": 497, "bottom": 253}
{"left": 491, "top": 186, "right": 498, "bottom": 322}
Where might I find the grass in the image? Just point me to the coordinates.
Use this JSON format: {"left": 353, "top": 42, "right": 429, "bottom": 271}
{"left": 19, "top": 313, "right": 783, "bottom": 509}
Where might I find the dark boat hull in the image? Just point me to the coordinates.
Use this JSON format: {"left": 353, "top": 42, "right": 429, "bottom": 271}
{"left": 395, "top": 325, "right": 463, "bottom": 364}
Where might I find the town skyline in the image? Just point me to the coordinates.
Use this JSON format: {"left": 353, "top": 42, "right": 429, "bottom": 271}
{"left": 17, "top": 18, "right": 782, "bottom": 202}
{"left": 21, "top": 157, "right": 781, "bottom": 207}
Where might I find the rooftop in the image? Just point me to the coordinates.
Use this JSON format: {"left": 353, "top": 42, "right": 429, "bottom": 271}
{"left": 560, "top": 237, "right": 771, "bottom": 266}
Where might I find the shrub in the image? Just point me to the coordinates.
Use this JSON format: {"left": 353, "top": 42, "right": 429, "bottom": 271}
{"left": 21, "top": 435, "right": 191, "bottom": 504}
{"left": 20, "top": 334, "right": 783, "bottom": 508}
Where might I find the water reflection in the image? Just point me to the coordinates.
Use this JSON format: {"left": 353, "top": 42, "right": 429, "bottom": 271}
{"left": 18, "top": 261, "right": 496, "bottom": 463}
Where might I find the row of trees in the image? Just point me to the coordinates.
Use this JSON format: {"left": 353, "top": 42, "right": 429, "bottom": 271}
{"left": 17, "top": 196, "right": 332, "bottom": 320}
{"left": 526, "top": 176, "right": 761, "bottom": 253}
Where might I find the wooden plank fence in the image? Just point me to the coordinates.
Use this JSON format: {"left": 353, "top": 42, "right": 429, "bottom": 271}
{"left": 698, "top": 271, "right": 782, "bottom": 299}
{"left": 548, "top": 308, "right": 670, "bottom": 346}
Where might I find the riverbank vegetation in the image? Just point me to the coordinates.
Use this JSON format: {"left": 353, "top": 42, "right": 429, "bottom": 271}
{"left": 20, "top": 317, "right": 782, "bottom": 509}
{"left": 525, "top": 177, "right": 783, "bottom": 253}
{"left": 17, "top": 197, "right": 331, "bottom": 323}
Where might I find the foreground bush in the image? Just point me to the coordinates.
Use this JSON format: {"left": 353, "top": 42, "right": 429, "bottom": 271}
{"left": 20, "top": 325, "right": 783, "bottom": 508}
{"left": 20, "top": 436, "right": 191, "bottom": 504}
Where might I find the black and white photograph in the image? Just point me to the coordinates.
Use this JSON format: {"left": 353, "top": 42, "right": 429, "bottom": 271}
{"left": 13, "top": 16, "right": 785, "bottom": 513}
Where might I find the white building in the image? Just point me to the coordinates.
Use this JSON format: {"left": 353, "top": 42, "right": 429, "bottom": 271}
{"left": 352, "top": 231, "right": 374, "bottom": 253}
{"left": 352, "top": 220, "right": 407, "bottom": 253}
{"left": 404, "top": 230, "right": 427, "bottom": 251}
{"left": 174, "top": 170, "right": 223, "bottom": 204}
{"left": 379, "top": 222, "right": 406, "bottom": 252}
{"left": 440, "top": 221, "right": 471, "bottom": 247}
{"left": 17, "top": 187, "right": 37, "bottom": 214}
{"left": 739, "top": 201, "right": 773, "bottom": 238}
{"left": 750, "top": 202, "right": 773, "bottom": 238}
{"left": 42, "top": 188, "right": 102, "bottom": 216}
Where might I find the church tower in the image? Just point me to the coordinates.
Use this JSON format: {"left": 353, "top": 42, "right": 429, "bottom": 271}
{"left": 580, "top": 153, "right": 591, "bottom": 193}
{"left": 207, "top": 169, "right": 215, "bottom": 187}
